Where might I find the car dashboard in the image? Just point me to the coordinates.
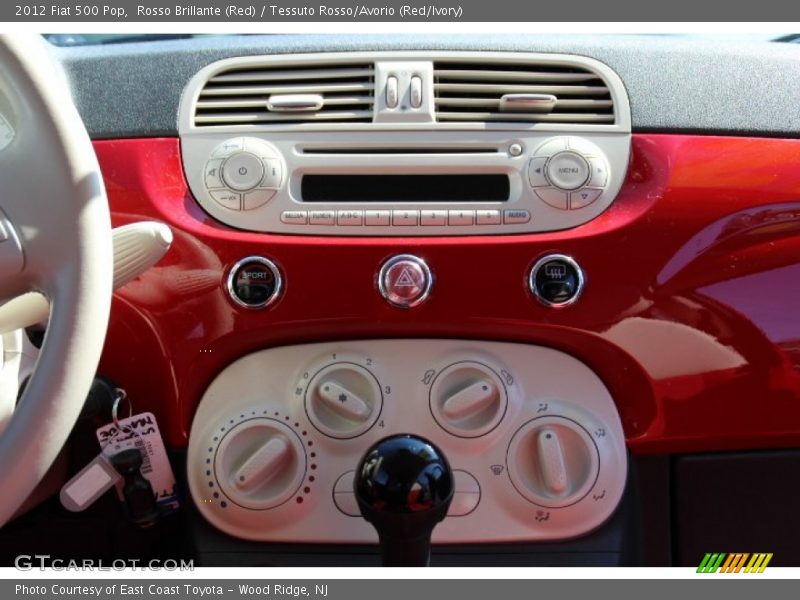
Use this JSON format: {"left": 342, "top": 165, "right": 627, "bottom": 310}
{"left": 7, "top": 33, "right": 800, "bottom": 567}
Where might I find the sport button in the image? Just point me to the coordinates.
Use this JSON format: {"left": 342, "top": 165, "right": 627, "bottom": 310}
{"left": 546, "top": 151, "right": 590, "bottom": 191}
{"left": 222, "top": 152, "right": 265, "bottom": 191}
{"left": 378, "top": 254, "right": 432, "bottom": 309}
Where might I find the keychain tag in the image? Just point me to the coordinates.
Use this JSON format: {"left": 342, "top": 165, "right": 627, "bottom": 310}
{"left": 59, "top": 454, "right": 122, "bottom": 512}
{"left": 96, "top": 411, "right": 180, "bottom": 514}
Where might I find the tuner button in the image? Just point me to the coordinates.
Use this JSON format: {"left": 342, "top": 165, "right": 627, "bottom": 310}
{"left": 430, "top": 362, "right": 507, "bottom": 438}
{"left": 214, "top": 418, "right": 306, "bottom": 510}
{"left": 306, "top": 363, "right": 382, "bottom": 438}
{"left": 507, "top": 416, "right": 600, "bottom": 508}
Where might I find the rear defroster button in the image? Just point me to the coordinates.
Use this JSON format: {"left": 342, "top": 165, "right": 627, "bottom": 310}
{"left": 378, "top": 254, "right": 433, "bottom": 309}
{"left": 529, "top": 254, "right": 584, "bottom": 307}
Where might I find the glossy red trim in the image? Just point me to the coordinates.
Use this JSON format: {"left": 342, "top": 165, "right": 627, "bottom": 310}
{"left": 95, "top": 135, "right": 800, "bottom": 455}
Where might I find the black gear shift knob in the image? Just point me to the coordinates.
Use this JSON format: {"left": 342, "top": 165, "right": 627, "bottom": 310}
{"left": 354, "top": 434, "right": 454, "bottom": 566}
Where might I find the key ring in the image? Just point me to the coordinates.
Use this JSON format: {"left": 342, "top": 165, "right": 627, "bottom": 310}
{"left": 111, "top": 388, "right": 132, "bottom": 435}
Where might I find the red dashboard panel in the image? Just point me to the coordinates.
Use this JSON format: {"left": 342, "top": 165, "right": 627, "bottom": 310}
{"left": 94, "top": 135, "right": 800, "bottom": 454}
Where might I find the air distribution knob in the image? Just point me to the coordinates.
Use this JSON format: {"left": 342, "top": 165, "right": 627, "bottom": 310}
{"left": 354, "top": 434, "right": 454, "bottom": 566}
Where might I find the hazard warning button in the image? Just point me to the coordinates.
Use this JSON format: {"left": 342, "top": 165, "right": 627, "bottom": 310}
{"left": 377, "top": 254, "right": 433, "bottom": 309}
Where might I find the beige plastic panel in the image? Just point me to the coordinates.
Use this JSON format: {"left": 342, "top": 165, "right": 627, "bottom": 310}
{"left": 179, "top": 52, "right": 631, "bottom": 236}
{"left": 188, "top": 339, "right": 627, "bottom": 543}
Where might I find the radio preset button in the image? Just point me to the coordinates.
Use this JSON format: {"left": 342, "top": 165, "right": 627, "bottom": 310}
{"left": 392, "top": 210, "right": 419, "bottom": 226}
{"left": 378, "top": 254, "right": 433, "bottom": 309}
{"left": 338, "top": 210, "right": 363, "bottom": 226}
{"left": 281, "top": 210, "right": 308, "bottom": 225}
{"left": 536, "top": 187, "right": 569, "bottom": 210}
{"left": 209, "top": 190, "right": 241, "bottom": 210}
{"left": 546, "top": 151, "right": 590, "bottom": 191}
{"left": 365, "top": 210, "right": 391, "bottom": 226}
{"left": 448, "top": 210, "right": 475, "bottom": 226}
{"left": 476, "top": 210, "right": 501, "bottom": 225}
{"left": 504, "top": 209, "right": 531, "bottom": 224}
{"left": 309, "top": 210, "right": 336, "bottom": 225}
{"left": 243, "top": 189, "right": 276, "bottom": 210}
{"left": 570, "top": 188, "right": 603, "bottom": 210}
{"left": 421, "top": 210, "right": 447, "bottom": 226}
{"left": 222, "top": 152, "right": 265, "bottom": 191}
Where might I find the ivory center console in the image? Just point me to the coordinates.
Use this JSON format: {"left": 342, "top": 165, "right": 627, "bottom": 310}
{"left": 187, "top": 340, "right": 627, "bottom": 543}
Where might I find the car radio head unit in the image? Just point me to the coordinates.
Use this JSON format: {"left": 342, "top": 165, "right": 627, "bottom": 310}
{"left": 179, "top": 52, "right": 631, "bottom": 236}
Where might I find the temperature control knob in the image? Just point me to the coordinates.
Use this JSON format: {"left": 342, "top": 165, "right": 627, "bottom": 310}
{"left": 305, "top": 363, "right": 382, "bottom": 438}
{"left": 507, "top": 416, "right": 599, "bottom": 508}
{"left": 214, "top": 418, "right": 306, "bottom": 510}
{"left": 430, "top": 362, "right": 507, "bottom": 437}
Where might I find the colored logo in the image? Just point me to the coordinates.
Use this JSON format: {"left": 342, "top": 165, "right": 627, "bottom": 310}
{"left": 697, "top": 553, "right": 773, "bottom": 573}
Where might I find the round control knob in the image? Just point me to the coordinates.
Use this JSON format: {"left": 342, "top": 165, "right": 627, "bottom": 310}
{"left": 305, "top": 363, "right": 382, "bottom": 438}
{"left": 546, "top": 151, "right": 590, "bottom": 191}
{"left": 507, "top": 416, "right": 599, "bottom": 508}
{"left": 214, "top": 418, "right": 306, "bottom": 510}
{"left": 222, "top": 152, "right": 264, "bottom": 191}
{"left": 430, "top": 362, "right": 507, "bottom": 437}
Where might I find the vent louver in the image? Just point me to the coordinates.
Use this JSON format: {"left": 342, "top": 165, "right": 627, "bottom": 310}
{"left": 194, "top": 63, "right": 375, "bottom": 126}
{"left": 433, "top": 61, "right": 615, "bottom": 124}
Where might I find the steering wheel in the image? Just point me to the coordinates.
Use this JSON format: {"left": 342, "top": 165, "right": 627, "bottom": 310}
{"left": 0, "top": 34, "right": 112, "bottom": 525}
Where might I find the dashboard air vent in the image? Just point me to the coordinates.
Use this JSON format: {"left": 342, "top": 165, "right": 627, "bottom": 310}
{"left": 194, "top": 63, "right": 375, "bottom": 126}
{"left": 433, "top": 61, "right": 614, "bottom": 124}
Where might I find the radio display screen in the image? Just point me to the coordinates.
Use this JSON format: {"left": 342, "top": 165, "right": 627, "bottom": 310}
{"left": 301, "top": 174, "right": 510, "bottom": 203}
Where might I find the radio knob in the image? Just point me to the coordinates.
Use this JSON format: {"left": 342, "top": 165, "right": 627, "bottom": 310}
{"left": 430, "top": 362, "right": 507, "bottom": 437}
{"left": 305, "top": 363, "right": 382, "bottom": 438}
{"left": 205, "top": 138, "right": 284, "bottom": 211}
{"left": 545, "top": 151, "right": 590, "bottom": 191}
{"left": 507, "top": 416, "right": 600, "bottom": 508}
{"left": 214, "top": 418, "right": 306, "bottom": 510}
{"left": 222, "top": 152, "right": 264, "bottom": 191}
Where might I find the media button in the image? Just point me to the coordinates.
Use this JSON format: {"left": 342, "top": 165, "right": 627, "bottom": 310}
{"left": 280, "top": 210, "right": 308, "bottom": 225}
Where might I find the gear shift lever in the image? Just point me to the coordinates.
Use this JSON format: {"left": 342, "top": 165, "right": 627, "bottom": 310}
{"left": 354, "top": 434, "right": 454, "bottom": 566}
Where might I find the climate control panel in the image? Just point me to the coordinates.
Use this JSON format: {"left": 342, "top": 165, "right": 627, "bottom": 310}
{"left": 187, "top": 340, "right": 627, "bottom": 543}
